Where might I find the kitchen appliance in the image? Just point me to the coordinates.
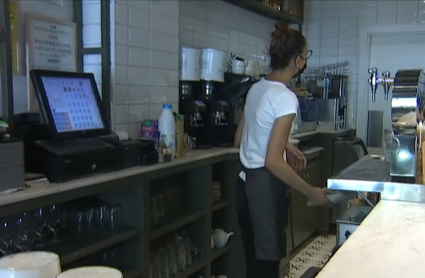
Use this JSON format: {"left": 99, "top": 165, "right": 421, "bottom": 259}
{"left": 295, "top": 97, "right": 319, "bottom": 134}
{"left": 214, "top": 73, "right": 256, "bottom": 146}
{"left": 180, "top": 47, "right": 200, "bottom": 81}
{"left": 330, "top": 136, "right": 368, "bottom": 223}
{"left": 200, "top": 48, "right": 227, "bottom": 82}
{"left": 368, "top": 68, "right": 425, "bottom": 179}
{"left": 336, "top": 205, "right": 372, "bottom": 246}
{"left": 316, "top": 74, "right": 348, "bottom": 130}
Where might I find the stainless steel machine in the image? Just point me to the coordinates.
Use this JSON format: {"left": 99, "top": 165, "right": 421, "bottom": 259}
{"left": 368, "top": 68, "right": 425, "bottom": 179}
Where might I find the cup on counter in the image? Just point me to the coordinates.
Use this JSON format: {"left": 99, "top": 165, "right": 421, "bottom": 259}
{"left": 231, "top": 59, "right": 246, "bottom": 75}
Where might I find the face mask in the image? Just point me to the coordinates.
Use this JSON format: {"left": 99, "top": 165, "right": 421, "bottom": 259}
{"left": 293, "top": 62, "right": 307, "bottom": 78}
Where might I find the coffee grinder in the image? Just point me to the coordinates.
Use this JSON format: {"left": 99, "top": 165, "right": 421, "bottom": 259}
{"left": 368, "top": 67, "right": 425, "bottom": 180}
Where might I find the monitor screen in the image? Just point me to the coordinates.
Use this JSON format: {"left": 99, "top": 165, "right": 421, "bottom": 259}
{"left": 40, "top": 76, "right": 104, "bottom": 133}
{"left": 30, "top": 70, "right": 110, "bottom": 140}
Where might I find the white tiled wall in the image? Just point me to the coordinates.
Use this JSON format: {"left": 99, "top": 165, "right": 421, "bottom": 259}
{"left": 111, "top": 0, "right": 180, "bottom": 139}
{"left": 179, "top": 1, "right": 274, "bottom": 61}
{"left": 303, "top": 0, "right": 425, "bottom": 128}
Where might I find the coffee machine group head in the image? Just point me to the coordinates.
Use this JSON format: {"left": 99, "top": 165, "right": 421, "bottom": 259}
{"left": 367, "top": 67, "right": 425, "bottom": 179}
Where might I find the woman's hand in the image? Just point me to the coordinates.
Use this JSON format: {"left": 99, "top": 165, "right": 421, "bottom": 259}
{"left": 286, "top": 143, "right": 307, "bottom": 170}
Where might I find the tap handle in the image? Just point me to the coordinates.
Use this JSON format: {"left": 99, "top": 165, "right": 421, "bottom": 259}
{"left": 382, "top": 71, "right": 390, "bottom": 78}
{"left": 368, "top": 67, "right": 378, "bottom": 74}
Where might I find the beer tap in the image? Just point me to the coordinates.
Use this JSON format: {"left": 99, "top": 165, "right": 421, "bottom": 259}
{"left": 368, "top": 68, "right": 394, "bottom": 102}
{"left": 368, "top": 67, "right": 380, "bottom": 102}
{"left": 381, "top": 71, "right": 394, "bottom": 101}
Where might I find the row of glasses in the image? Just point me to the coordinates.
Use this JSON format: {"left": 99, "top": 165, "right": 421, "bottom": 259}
{"left": 0, "top": 204, "right": 68, "bottom": 256}
{"left": 72, "top": 204, "right": 123, "bottom": 234}
{"left": 150, "top": 194, "right": 165, "bottom": 226}
{"left": 150, "top": 233, "right": 205, "bottom": 278}
{"left": 0, "top": 202, "right": 123, "bottom": 258}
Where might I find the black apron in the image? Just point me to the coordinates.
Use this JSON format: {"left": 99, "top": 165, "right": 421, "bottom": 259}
{"left": 243, "top": 167, "right": 290, "bottom": 261}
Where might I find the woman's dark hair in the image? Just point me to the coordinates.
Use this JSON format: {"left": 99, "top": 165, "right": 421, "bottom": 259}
{"left": 268, "top": 22, "right": 306, "bottom": 71}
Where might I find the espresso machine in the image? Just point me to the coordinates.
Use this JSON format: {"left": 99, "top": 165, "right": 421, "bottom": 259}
{"left": 368, "top": 67, "right": 425, "bottom": 179}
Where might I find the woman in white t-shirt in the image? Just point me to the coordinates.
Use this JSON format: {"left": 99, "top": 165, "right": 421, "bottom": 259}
{"left": 234, "top": 23, "right": 329, "bottom": 278}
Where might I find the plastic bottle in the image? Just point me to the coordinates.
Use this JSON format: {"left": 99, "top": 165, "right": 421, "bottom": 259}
{"left": 158, "top": 104, "right": 176, "bottom": 159}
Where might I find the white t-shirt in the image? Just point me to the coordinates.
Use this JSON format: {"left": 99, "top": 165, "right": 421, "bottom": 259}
{"left": 239, "top": 78, "right": 299, "bottom": 171}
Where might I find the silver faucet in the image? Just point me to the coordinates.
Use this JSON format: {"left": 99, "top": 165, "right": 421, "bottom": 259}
{"left": 368, "top": 68, "right": 394, "bottom": 102}
{"left": 368, "top": 67, "right": 379, "bottom": 102}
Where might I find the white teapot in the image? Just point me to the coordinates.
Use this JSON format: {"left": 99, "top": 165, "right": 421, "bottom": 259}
{"left": 211, "top": 229, "right": 234, "bottom": 249}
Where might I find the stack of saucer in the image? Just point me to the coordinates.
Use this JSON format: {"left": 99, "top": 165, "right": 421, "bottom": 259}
{"left": 211, "top": 181, "right": 222, "bottom": 203}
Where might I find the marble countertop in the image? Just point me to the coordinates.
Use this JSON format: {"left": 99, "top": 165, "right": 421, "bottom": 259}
{"left": 317, "top": 200, "right": 425, "bottom": 278}
{"left": 291, "top": 128, "right": 353, "bottom": 139}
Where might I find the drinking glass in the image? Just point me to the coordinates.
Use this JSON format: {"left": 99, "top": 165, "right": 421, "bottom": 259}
{"left": 106, "top": 205, "right": 123, "bottom": 230}
{"left": 73, "top": 210, "right": 87, "bottom": 234}
{"left": 384, "top": 129, "right": 392, "bottom": 162}
{"left": 151, "top": 252, "right": 161, "bottom": 278}
{"left": 159, "top": 248, "right": 169, "bottom": 278}
{"left": 175, "top": 234, "right": 186, "bottom": 272}
{"left": 184, "top": 237, "right": 192, "bottom": 267}
{"left": 96, "top": 205, "right": 109, "bottom": 228}
{"left": 167, "top": 244, "right": 177, "bottom": 276}
{"left": 0, "top": 218, "right": 16, "bottom": 255}
{"left": 15, "top": 212, "right": 33, "bottom": 251}
{"left": 33, "top": 208, "right": 50, "bottom": 247}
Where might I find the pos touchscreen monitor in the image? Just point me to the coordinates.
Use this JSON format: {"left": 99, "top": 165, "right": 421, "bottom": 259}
{"left": 30, "top": 69, "right": 110, "bottom": 140}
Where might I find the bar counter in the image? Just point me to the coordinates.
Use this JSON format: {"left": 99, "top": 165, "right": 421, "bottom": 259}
{"left": 317, "top": 200, "right": 425, "bottom": 278}
{"left": 321, "top": 155, "right": 425, "bottom": 277}
{"left": 0, "top": 148, "right": 239, "bottom": 207}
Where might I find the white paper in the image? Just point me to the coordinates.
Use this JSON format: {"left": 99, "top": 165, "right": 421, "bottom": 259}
{"left": 30, "top": 20, "right": 75, "bottom": 72}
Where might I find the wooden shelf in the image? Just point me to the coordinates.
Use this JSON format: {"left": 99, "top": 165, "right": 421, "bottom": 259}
{"left": 223, "top": 0, "right": 302, "bottom": 24}
{"left": 123, "top": 268, "right": 143, "bottom": 278}
{"left": 35, "top": 226, "right": 142, "bottom": 265}
{"left": 150, "top": 210, "right": 207, "bottom": 240}
{"left": 176, "top": 260, "right": 207, "bottom": 278}
{"left": 211, "top": 245, "right": 232, "bottom": 261}
{"left": 211, "top": 200, "right": 229, "bottom": 213}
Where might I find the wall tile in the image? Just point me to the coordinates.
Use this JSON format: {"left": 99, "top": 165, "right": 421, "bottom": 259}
{"left": 150, "top": 86, "right": 168, "bottom": 104}
{"left": 115, "top": 45, "right": 128, "bottom": 65}
{"left": 168, "top": 53, "right": 179, "bottom": 70}
{"left": 114, "top": 85, "right": 129, "bottom": 104}
{"left": 168, "top": 35, "right": 179, "bottom": 53}
{"left": 114, "top": 105, "right": 129, "bottom": 124}
{"left": 150, "top": 50, "right": 169, "bottom": 69}
{"left": 151, "top": 13, "right": 169, "bottom": 34}
{"left": 128, "top": 47, "right": 150, "bottom": 67}
{"left": 115, "top": 65, "right": 128, "bottom": 85}
{"left": 128, "top": 27, "right": 150, "bottom": 48}
{"left": 168, "top": 86, "right": 179, "bottom": 103}
{"left": 129, "top": 104, "right": 150, "bottom": 123}
{"left": 129, "top": 8, "right": 150, "bottom": 29}
{"left": 150, "top": 69, "right": 168, "bottom": 86}
{"left": 115, "top": 24, "right": 128, "bottom": 46}
{"left": 128, "top": 67, "right": 150, "bottom": 85}
{"left": 129, "top": 85, "right": 150, "bottom": 104}
{"left": 150, "top": 32, "right": 169, "bottom": 52}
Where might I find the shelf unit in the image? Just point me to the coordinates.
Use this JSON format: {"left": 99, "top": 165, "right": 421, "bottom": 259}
{"left": 223, "top": 0, "right": 303, "bottom": 24}
{"left": 0, "top": 153, "right": 240, "bottom": 278}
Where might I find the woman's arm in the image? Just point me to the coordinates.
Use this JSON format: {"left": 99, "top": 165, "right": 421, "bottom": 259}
{"left": 234, "top": 114, "right": 244, "bottom": 147}
{"left": 264, "top": 114, "right": 328, "bottom": 205}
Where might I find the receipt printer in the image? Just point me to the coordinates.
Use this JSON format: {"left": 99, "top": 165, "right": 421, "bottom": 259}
{"left": 0, "top": 139, "right": 25, "bottom": 192}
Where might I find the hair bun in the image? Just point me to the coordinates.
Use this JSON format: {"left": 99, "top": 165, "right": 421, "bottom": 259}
{"left": 271, "top": 22, "right": 290, "bottom": 42}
